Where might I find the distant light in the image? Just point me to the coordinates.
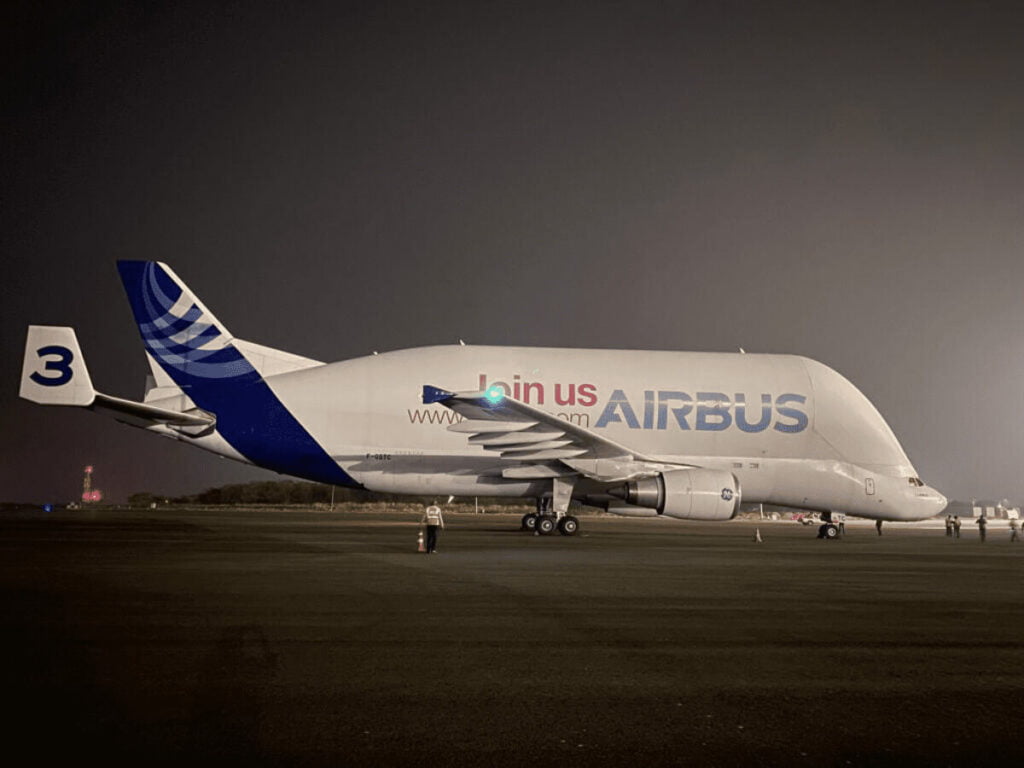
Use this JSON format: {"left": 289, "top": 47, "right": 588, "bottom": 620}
{"left": 42, "top": 504, "right": 53, "bottom": 513}
{"left": 484, "top": 386, "right": 505, "bottom": 404}
{"left": 84, "top": 466, "right": 93, "bottom": 474}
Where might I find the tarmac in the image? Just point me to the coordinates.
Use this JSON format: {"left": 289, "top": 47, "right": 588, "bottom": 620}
{"left": 2, "top": 506, "right": 1023, "bottom": 767}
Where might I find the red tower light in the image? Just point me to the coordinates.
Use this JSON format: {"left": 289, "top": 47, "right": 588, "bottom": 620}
{"left": 82, "top": 466, "right": 97, "bottom": 503}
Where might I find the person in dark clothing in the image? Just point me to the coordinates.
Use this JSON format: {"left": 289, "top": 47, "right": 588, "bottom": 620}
{"left": 976, "top": 515, "right": 987, "bottom": 542}
{"left": 875, "top": 519, "right": 883, "bottom": 536}
{"left": 945, "top": 515, "right": 953, "bottom": 537}
{"left": 953, "top": 516, "right": 961, "bottom": 538}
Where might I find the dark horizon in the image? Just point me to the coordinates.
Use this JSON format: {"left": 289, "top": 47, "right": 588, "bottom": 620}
{"left": 4, "top": 1, "right": 1024, "bottom": 504}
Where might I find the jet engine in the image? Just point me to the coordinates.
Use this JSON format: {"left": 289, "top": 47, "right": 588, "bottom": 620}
{"left": 611, "top": 468, "right": 741, "bottom": 521}
{"left": 605, "top": 506, "right": 660, "bottom": 518}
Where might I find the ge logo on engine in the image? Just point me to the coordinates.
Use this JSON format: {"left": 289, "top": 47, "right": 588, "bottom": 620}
{"left": 721, "top": 488, "right": 734, "bottom": 501}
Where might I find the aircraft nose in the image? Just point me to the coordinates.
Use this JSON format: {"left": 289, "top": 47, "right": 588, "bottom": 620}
{"left": 898, "top": 482, "right": 947, "bottom": 520}
{"left": 918, "top": 487, "right": 948, "bottom": 518}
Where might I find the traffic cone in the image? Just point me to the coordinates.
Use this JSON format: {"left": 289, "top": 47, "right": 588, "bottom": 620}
{"left": 417, "top": 529, "right": 426, "bottom": 553}
{"left": 754, "top": 528, "right": 763, "bottom": 543}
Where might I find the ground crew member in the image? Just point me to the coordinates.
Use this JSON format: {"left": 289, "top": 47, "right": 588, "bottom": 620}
{"left": 953, "top": 516, "right": 961, "bottom": 538}
{"left": 976, "top": 514, "right": 987, "bottom": 542}
{"left": 421, "top": 501, "right": 444, "bottom": 553}
{"left": 1009, "top": 517, "right": 1019, "bottom": 543}
{"left": 945, "top": 515, "right": 953, "bottom": 537}
{"left": 875, "top": 519, "right": 883, "bottom": 536}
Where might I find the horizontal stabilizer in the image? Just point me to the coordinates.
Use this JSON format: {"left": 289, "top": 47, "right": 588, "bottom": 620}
{"left": 21, "top": 325, "right": 216, "bottom": 432}
{"left": 92, "top": 393, "right": 215, "bottom": 428}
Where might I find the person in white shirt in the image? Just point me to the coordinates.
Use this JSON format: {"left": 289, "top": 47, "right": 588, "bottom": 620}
{"left": 421, "top": 502, "right": 445, "bottom": 553}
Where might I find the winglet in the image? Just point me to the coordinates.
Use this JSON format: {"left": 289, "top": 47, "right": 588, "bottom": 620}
{"left": 422, "top": 385, "right": 455, "bottom": 404}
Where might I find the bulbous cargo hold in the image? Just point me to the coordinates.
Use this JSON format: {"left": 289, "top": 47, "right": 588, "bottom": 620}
{"left": 798, "top": 356, "right": 914, "bottom": 476}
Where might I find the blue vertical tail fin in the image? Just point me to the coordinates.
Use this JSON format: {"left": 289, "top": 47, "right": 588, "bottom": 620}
{"left": 116, "top": 261, "right": 356, "bottom": 487}
{"left": 117, "top": 261, "right": 259, "bottom": 387}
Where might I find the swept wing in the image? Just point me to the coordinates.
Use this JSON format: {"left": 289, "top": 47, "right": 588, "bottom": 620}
{"left": 423, "top": 385, "right": 692, "bottom": 483}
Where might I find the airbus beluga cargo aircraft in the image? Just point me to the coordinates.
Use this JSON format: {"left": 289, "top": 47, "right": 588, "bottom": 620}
{"left": 20, "top": 261, "right": 946, "bottom": 536}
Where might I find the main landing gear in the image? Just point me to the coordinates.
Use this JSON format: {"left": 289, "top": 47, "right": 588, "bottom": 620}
{"left": 521, "top": 478, "right": 580, "bottom": 536}
{"left": 521, "top": 510, "right": 580, "bottom": 535}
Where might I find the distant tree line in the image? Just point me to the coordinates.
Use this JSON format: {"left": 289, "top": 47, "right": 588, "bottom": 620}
{"left": 127, "top": 481, "right": 530, "bottom": 508}
{"left": 129, "top": 482, "right": 374, "bottom": 506}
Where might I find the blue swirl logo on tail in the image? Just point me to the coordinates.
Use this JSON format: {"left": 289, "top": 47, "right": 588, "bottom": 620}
{"left": 117, "top": 260, "right": 359, "bottom": 488}
{"left": 132, "top": 261, "right": 256, "bottom": 380}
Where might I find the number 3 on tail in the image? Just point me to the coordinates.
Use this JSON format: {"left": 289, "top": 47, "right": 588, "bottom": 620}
{"left": 30, "top": 345, "right": 74, "bottom": 386}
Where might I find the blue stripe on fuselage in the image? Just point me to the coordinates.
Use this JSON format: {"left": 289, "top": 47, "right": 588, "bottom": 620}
{"left": 176, "top": 369, "right": 359, "bottom": 487}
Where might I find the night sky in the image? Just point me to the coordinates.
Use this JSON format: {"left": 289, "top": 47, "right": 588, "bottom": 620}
{"left": 4, "top": 1, "right": 1024, "bottom": 504}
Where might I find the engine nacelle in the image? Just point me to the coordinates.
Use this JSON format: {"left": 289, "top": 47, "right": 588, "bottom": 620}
{"left": 614, "top": 469, "right": 741, "bottom": 521}
{"left": 606, "top": 506, "right": 661, "bottom": 518}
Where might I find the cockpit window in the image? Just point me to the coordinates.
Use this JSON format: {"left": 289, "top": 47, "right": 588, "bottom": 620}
{"left": 907, "top": 477, "right": 924, "bottom": 487}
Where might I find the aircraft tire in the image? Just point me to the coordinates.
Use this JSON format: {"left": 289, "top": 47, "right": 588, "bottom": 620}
{"left": 557, "top": 516, "right": 579, "bottom": 536}
{"left": 522, "top": 513, "right": 538, "bottom": 531}
{"left": 823, "top": 523, "right": 839, "bottom": 539}
{"left": 536, "top": 516, "right": 557, "bottom": 535}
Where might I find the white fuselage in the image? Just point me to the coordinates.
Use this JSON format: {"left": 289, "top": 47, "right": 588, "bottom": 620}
{"left": 169, "top": 345, "right": 946, "bottom": 521}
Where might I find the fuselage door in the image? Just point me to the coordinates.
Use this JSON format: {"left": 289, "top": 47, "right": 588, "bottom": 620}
{"left": 865, "top": 477, "right": 875, "bottom": 496}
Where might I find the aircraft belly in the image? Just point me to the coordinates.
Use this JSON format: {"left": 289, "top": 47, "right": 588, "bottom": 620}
{"left": 331, "top": 452, "right": 535, "bottom": 497}
{"left": 759, "top": 461, "right": 850, "bottom": 511}
{"left": 360, "top": 473, "right": 543, "bottom": 497}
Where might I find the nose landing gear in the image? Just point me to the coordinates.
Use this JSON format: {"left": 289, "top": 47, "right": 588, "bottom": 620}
{"left": 818, "top": 522, "right": 840, "bottom": 539}
{"left": 816, "top": 511, "right": 844, "bottom": 539}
